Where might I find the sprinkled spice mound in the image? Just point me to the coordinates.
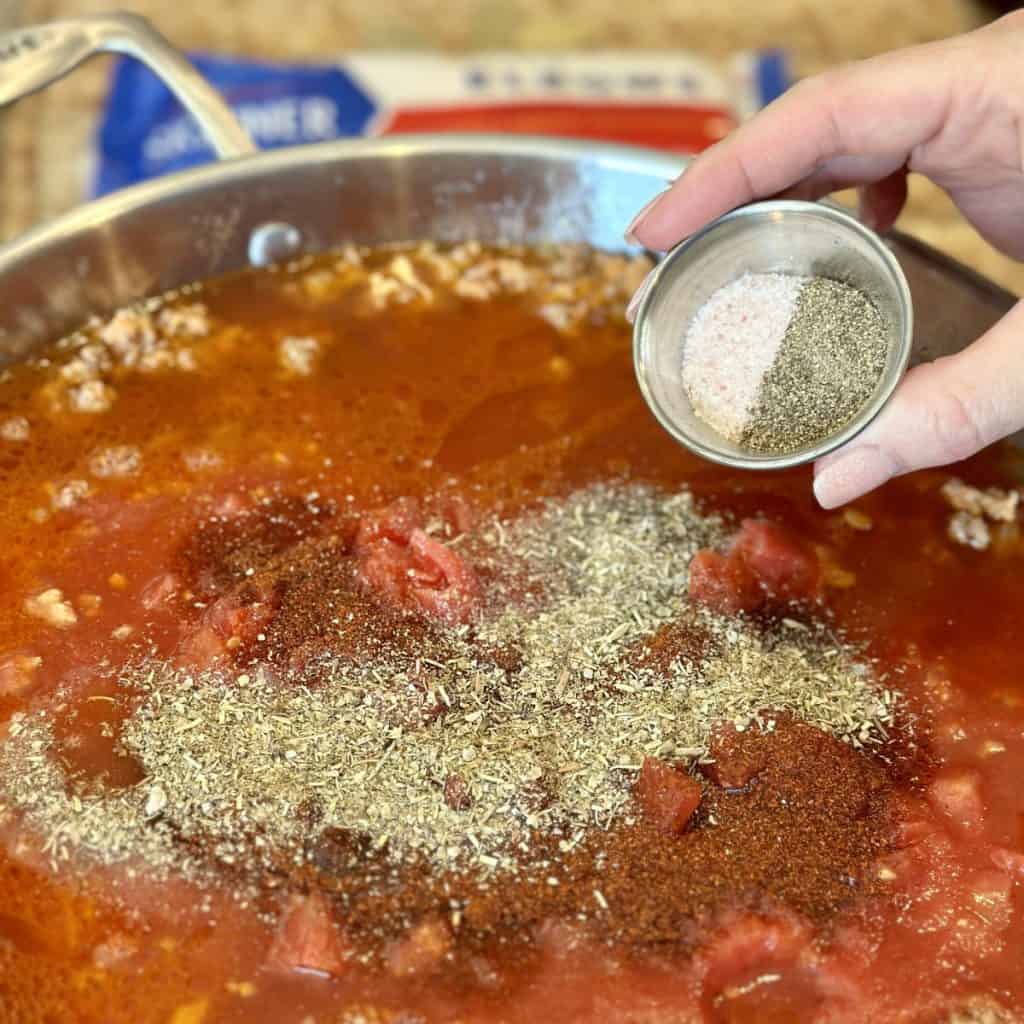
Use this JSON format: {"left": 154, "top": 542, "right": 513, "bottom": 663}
{"left": 681, "top": 273, "right": 888, "bottom": 454}
{"left": 0, "top": 484, "right": 898, "bottom": 889}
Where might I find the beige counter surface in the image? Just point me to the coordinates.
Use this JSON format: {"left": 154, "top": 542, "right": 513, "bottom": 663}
{"left": 1, "top": 0, "right": 1020, "bottom": 296}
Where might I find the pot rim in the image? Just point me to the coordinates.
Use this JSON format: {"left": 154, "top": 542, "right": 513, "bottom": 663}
{"left": 0, "top": 133, "right": 687, "bottom": 274}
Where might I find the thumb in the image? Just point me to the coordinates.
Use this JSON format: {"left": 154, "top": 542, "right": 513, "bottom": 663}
{"left": 813, "top": 300, "right": 1024, "bottom": 508}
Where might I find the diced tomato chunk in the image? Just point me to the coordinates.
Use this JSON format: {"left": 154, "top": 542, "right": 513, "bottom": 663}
{"left": 876, "top": 830, "right": 959, "bottom": 900}
{"left": 688, "top": 550, "right": 762, "bottom": 615}
{"left": 688, "top": 519, "right": 822, "bottom": 615}
{"left": 437, "top": 495, "right": 476, "bottom": 536}
{"left": 384, "top": 915, "right": 453, "bottom": 977}
{"left": 176, "top": 626, "right": 225, "bottom": 670}
{"left": 409, "top": 529, "right": 461, "bottom": 583}
{"left": 636, "top": 756, "right": 702, "bottom": 835}
{"left": 927, "top": 767, "right": 985, "bottom": 832}
{"left": 178, "top": 590, "right": 276, "bottom": 670}
{"left": 358, "top": 541, "right": 412, "bottom": 607}
{"left": 356, "top": 496, "right": 423, "bottom": 548}
{"left": 946, "top": 914, "right": 1007, "bottom": 962}
{"left": 140, "top": 572, "right": 181, "bottom": 610}
{"left": 888, "top": 794, "right": 942, "bottom": 849}
{"left": 967, "top": 868, "right": 1014, "bottom": 932}
{"left": 731, "top": 519, "right": 822, "bottom": 603}
{"left": 356, "top": 501, "right": 482, "bottom": 625}
{"left": 706, "top": 723, "right": 768, "bottom": 789}
{"left": 267, "top": 891, "right": 349, "bottom": 978}
{"left": 990, "top": 846, "right": 1024, "bottom": 877}
{"left": 914, "top": 869, "right": 1014, "bottom": 962}
{"left": 697, "top": 911, "right": 810, "bottom": 995}
{"left": 812, "top": 936, "right": 873, "bottom": 1004}
{"left": 892, "top": 816, "right": 941, "bottom": 849}
{"left": 406, "top": 529, "right": 481, "bottom": 624}
{"left": 208, "top": 594, "right": 273, "bottom": 641}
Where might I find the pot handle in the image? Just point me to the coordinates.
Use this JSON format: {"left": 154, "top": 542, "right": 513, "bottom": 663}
{"left": 0, "top": 11, "right": 256, "bottom": 159}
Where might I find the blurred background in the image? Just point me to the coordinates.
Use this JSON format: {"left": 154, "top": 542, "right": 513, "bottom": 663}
{"left": 0, "top": 0, "right": 1021, "bottom": 293}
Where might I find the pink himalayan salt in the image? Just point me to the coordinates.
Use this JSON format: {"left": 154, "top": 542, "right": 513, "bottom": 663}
{"left": 681, "top": 272, "right": 805, "bottom": 441}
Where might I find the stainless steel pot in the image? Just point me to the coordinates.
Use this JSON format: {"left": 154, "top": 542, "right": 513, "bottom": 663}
{"left": 0, "top": 12, "right": 1016, "bottom": 394}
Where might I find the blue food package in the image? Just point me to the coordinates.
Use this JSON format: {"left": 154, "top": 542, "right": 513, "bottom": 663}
{"left": 94, "top": 53, "right": 376, "bottom": 195}
{"left": 93, "top": 50, "right": 788, "bottom": 196}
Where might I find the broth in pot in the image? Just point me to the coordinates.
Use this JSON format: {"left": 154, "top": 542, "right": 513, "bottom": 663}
{"left": 0, "top": 240, "right": 1023, "bottom": 1023}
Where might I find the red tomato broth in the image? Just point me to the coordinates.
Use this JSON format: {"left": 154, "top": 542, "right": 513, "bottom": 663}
{"left": 0, "top": 244, "right": 1022, "bottom": 1023}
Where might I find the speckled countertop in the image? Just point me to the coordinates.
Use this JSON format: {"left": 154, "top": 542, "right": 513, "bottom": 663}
{"left": 1, "top": 0, "right": 1020, "bottom": 294}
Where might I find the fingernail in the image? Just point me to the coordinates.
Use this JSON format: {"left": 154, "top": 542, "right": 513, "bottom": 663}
{"left": 626, "top": 266, "right": 656, "bottom": 324}
{"left": 813, "top": 445, "right": 895, "bottom": 509}
{"left": 624, "top": 189, "right": 669, "bottom": 246}
{"left": 856, "top": 187, "right": 879, "bottom": 232}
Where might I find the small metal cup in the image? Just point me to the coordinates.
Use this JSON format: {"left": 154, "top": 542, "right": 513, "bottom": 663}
{"left": 632, "top": 199, "right": 914, "bottom": 470}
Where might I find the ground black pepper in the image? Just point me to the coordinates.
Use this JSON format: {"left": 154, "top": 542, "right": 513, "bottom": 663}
{"left": 741, "top": 277, "right": 888, "bottom": 453}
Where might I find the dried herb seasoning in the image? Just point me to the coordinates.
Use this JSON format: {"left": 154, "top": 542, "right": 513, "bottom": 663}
{"left": 0, "top": 484, "right": 898, "bottom": 884}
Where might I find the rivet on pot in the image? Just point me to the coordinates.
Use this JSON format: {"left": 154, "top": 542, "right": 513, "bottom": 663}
{"left": 248, "top": 222, "right": 304, "bottom": 268}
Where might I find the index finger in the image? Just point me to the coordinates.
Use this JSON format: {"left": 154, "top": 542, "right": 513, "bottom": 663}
{"left": 628, "top": 43, "right": 958, "bottom": 251}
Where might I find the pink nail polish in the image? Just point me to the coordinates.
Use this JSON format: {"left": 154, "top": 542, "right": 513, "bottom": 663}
{"left": 813, "top": 446, "right": 894, "bottom": 509}
{"left": 624, "top": 189, "right": 669, "bottom": 246}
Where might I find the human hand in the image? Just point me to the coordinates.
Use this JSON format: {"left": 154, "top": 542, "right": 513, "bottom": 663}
{"left": 625, "top": 13, "right": 1024, "bottom": 508}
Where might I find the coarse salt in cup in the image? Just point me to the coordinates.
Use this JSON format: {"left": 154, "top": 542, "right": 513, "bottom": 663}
{"left": 632, "top": 199, "right": 914, "bottom": 471}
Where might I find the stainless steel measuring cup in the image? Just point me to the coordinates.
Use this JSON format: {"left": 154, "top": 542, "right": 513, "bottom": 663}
{"left": 632, "top": 199, "right": 914, "bottom": 471}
